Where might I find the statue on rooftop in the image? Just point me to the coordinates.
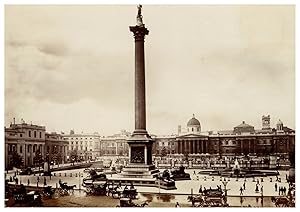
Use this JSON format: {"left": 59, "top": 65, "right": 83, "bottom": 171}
{"left": 136, "top": 4, "right": 144, "bottom": 26}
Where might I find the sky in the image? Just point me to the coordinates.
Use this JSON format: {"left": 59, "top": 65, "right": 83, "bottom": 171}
{"left": 4, "top": 5, "right": 295, "bottom": 135}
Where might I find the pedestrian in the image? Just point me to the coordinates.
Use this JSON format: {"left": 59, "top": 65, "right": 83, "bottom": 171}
{"left": 240, "top": 196, "right": 243, "bottom": 205}
{"left": 193, "top": 170, "right": 196, "bottom": 175}
{"left": 199, "top": 185, "right": 202, "bottom": 193}
{"left": 15, "top": 177, "right": 19, "bottom": 185}
{"left": 37, "top": 176, "right": 40, "bottom": 183}
{"left": 27, "top": 179, "right": 30, "bottom": 186}
{"left": 275, "top": 183, "right": 277, "bottom": 192}
{"left": 279, "top": 187, "right": 281, "bottom": 195}
{"left": 9, "top": 176, "right": 12, "bottom": 182}
{"left": 243, "top": 182, "right": 246, "bottom": 190}
{"left": 44, "top": 177, "right": 47, "bottom": 186}
{"left": 175, "top": 202, "right": 180, "bottom": 208}
{"left": 261, "top": 186, "right": 263, "bottom": 196}
{"left": 240, "top": 186, "right": 243, "bottom": 195}
{"left": 197, "top": 176, "right": 199, "bottom": 181}
{"left": 255, "top": 185, "right": 259, "bottom": 193}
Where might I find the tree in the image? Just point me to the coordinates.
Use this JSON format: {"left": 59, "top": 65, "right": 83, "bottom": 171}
{"left": 161, "top": 147, "right": 168, "bottom": 157}
{"left": 33, "top": 150, "right": 44, "bottom": 172}
{"left": 70, "top": 150, "right": 78, "bottom": 165}
{"left": 10, "top": 151, "right": 23, "bottom": 168}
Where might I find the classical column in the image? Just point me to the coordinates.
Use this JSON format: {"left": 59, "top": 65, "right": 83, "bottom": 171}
{"left": 144, "top": 146, "right": 147, "bottom": 165}
{"left": 180, "top": 141, "right": 183, "bottom": 154}
{"left": 5, "top": 144, "right": 8, "bottom": 169}
{"left": 130, "top": 24, "right": 149, "bottom": 136}
{"left": 241, "top": 140, "right": 243, "bottom": 154}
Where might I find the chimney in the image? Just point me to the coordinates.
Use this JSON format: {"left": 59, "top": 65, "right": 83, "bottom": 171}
{"left": 178, "top": 125, "right": 182, "bottom": 135}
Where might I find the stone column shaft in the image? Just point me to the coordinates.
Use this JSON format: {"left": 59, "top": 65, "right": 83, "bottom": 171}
{"left": 130, "top": 26, "right": 149, "bottom": 135}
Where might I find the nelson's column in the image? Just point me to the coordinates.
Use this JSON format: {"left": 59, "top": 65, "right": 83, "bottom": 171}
{"left": 112, "top": 6, "right": 175, "bottom": 189}
{"left": 121, "top": 5, "right": 159, "bottom": 180}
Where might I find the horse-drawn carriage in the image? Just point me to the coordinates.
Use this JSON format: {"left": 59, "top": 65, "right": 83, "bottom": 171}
{"left": 188, "top": 188, "right": 228, "bottom": 207}
{"left": 85, "top": 181, "right": 107, "bottom": 196}
{"left": 106, "top": 183, "right": 138, "bottom": 199}
{"left": 116, "top": 198, "right": 148, "bottom": 207}
{"left": 56, "top": 180, "right": 76, "bottom": 196}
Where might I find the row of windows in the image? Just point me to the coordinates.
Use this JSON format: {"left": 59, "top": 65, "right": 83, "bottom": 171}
{"left": 70, "top": 146, "right": 93, "bottom": 151}
{"left": 68, "top": 137, "right": 94, "bottom": 140}
{"left": 70, "top": 141, "right": 94, "bottom": 145}
{"left": 159, "top": 142, "right": 174, "bottom": 146}
{"left": 26, "top": 130, "right": 43, "bottom": 138}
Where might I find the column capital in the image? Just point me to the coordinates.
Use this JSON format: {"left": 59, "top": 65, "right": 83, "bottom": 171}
{"left": 129, "top": 25, "right": 149, "bottom": 41}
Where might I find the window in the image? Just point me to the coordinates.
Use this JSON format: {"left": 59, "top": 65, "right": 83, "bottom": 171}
{"left": 28, "top": 145, "right": 30, "bottom": 153}
{"left": 76, "top": 141, "right": 78, "bottom": 145}
{"left": 33, "top": 145, "right": 36, "bottom": 152}
{"left": 80, "top": 141, "right": 83, "bottom": 144}
{"left": 232, "top": 140, "right": 236, "bottom": 145}
{"left": 40, "top": 132, "right": 42, "bottom": 138}
{"left": 225, "top": 140, "right": 228, "bottom": 145}
{"left": 20, "top": 146, "right": 22, "bottom": 153}
{"left": 34, "top": 131, "right": 36, "bottom": 138}
{"left": 29, "top": 131, "right": 31, "bottom": 137}
{"left": 47, "top": 146, "right": 50, "bottom": 152}
{"left": 85, "top": 147, "right": 87, "bottom": 151}
{"left": 192, "top": 128, "right": 194, "bottom": 132}
{"left": 20, "top": 133, "right": 23, "bottom": 137}
{"left": 71, "top": 141, "right": 73, "bottom": 145}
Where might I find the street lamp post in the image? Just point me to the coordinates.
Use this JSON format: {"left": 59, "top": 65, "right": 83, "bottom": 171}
{"left": 222, "top": 178, "right": 228, "bottom": 196}
{"left": 79, "top": 171, "right": 81, "bottom": 192}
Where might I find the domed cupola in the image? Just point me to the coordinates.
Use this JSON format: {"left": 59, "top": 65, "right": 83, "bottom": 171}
{"left": 187, "top": 114, "right": 201, "bottom": 133}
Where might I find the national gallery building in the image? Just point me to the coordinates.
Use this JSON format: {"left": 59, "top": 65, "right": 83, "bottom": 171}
{"left": 153, "top": 115, "right": 295, "bottom": 158}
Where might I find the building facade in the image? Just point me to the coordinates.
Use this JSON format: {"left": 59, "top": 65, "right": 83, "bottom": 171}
{"left": 100, "top": 130, "right": 130, "bottom": 156}
{"left": 45, "top": 132, "right": 68, "bottom": 164}
{"left": 4, "top": 120, "right": 68, "bottom": 169}
{"left": 154, "top": 115, "right": 295, "bottom": 158}
{"left": 63, "top": 132, "right": 101, "bottom": 161}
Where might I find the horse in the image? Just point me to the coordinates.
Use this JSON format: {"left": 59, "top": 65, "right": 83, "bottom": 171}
{"left": 66, "top": 185, "right": 76, "bottom": 193}
{"left": 271, "top": 196, "right": 290, "bottom": 207}
{"left": 136, "top": 202, "right": 148, "bottom": 207}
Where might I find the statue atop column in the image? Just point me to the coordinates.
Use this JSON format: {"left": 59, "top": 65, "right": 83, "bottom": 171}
{"left": 136, "top": 4, "right": 144, "bottom": 27}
